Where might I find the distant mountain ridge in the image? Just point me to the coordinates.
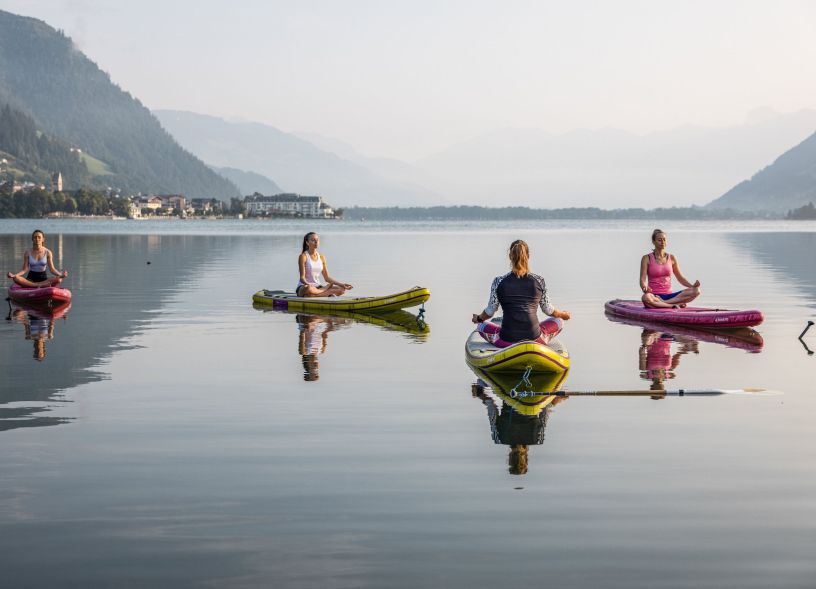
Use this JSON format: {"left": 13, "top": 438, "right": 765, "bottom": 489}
{"left": 211, "top": 166, "right": 282, "bottom": 196}
{"left": 707, "top": 131, "right": 816, "bottom": 212}
{"left": 154, "top": 110, "right": 441, "bottom": 207}
{"left": 413, "top": 111, "right": 816, "bottom": 209}
{"left": 0, "top": 9, "right": 238, "bottom": 198}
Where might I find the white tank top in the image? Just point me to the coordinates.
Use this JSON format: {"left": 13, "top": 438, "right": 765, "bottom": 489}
{"left": 301, "top": 251, "right": 324, "bottom": 286}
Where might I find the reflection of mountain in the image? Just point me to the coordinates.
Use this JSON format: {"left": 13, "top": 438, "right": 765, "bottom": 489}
{"left": 730, "top": 233, "right": 816, "bottom": 307}
{"left": 0, "top": 234, "right": 228, "bottom": 432}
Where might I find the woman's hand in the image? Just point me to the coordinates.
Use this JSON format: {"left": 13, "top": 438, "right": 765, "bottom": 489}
{"left": 60, "top": 270, "right": 69, "bottom": 278}
{"left": 344, "top": 283, "right": 353, "bottom": 290}
{"left": 472, "top": 313, "right": 482, "bottom": 324}
{"left": 555, "top": 309, "right": 571, "bottom": 320}
{"left": 693, "top": 280, "right": 700, "bottom": 288}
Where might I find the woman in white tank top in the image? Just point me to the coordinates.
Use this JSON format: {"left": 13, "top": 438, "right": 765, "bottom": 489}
{"left": 296, "top": 232, "right": 353, "bottom": 297}
{"left": 6, "top": 229, "right": 69, "bottom": 288}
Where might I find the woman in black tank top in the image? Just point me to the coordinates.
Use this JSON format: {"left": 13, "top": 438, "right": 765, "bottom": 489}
{"left": 471, "top": 240, "right": 571, "bottom": 346}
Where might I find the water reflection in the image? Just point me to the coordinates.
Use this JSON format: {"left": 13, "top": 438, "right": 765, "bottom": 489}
{"left": 470, "top": 368, "right": 569, "bottom": 475}
{"left": 253, "top": 305, "right": 430, "bottom": 380}
{"left": 605, "top": 311, "right": 764, "bottom": 387}
{"left": 7, "top": 301, "right": 71, "bottom": 362}
{"left": 296, "top": 314, "right": 353, "bottom": 381}
{"left": 2, "top": 301, "right": 73, "bottom": 430}
{"left": 0, "top": 233, "right": 235, "bottom": 432}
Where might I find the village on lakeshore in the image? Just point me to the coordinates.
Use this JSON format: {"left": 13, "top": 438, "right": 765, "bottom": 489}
{"left": 0, "top": 165, "right": 341, "bottom": 219}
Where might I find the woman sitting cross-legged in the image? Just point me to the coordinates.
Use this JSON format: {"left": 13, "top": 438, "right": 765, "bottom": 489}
{"left": 6, "top": 229, "right": 68, "bottom": 288}
{"left": 640, "top": 228, "right": 701, "bottom": 309}
{"left": 296, "top": 232, "right": 353, "bottom": 297}
{"left": 471, "top": 239, "right": 571, "bottom": 348}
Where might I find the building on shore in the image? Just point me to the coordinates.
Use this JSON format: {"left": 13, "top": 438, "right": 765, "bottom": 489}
{"left": 244, "top": 193, "right": 335, "bottom": 218}
{"left": 51, "top": 172, "right": 63, "bottom": 193}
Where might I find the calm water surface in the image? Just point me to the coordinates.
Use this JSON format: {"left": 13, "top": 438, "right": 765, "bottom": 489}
{"left": 1, "top": 219, "right": 814, "bottom": 588}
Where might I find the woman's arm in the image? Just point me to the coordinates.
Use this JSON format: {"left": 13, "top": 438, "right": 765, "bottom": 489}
{"left": 536, "top": 275, "right": 571, "bottom": 320}
{"left": 472, "top": 276, "right": 501, "bottom": 323}
{"left": 8, "top": 251, "right": 30, "bottom": 278}
{"left": 671, "top": 255, "right": 699, "bottom": 288}
{"left": 46, "top": 249, "right": 67, "bottom": 278}
{"left": 321, "top": 256, "right": 352, "bottom": 289}
{"left": 639, "top": 254, "right": 651, "bottom": 293}
{"left": 298, "top": 253, "right": 309, "bottom": 284}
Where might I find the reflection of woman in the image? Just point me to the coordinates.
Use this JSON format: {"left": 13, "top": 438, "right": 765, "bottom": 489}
{"left": 640, "top": 229, "right": 700, "bottom": 309}
{"left": 13, "top": 308, "right": 54, "bottom": 361}
{"left": 7, "top": 230, "right": 68, "bottom": 288}
{"left": 296, "top": 232, "right": 353, "bottom": 297}
{"left": 471, "top": 381, "right": 565, "bottom": 475}
{"left": 638, "top": 329, "right": 699, "bottom": 390}
{"left": 472, "top": 240, "right": 571, "bottom": 347}
{"left": 296, "top": 314, "right": 351, "bottom": 381}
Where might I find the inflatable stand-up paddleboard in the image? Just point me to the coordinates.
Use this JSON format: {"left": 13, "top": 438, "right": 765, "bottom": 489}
{"left": 252, "top": 286, "right": 430, "bottom": 313}
{"left": 8, "top": 283, "right": 72, "bottom": 306}
{"left": 465, "top": 326, "right": 570, "bottom": 374}
{"left": 605, "top": 299, "right": 763, "bottom": 329}
{"left": 605, "top": 311, "right": 764, "bottom": 352}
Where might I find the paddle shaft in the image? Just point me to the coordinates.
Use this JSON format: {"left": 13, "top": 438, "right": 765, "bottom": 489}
{"left": 551, "top": 388, "right": 773, "bottom": 397}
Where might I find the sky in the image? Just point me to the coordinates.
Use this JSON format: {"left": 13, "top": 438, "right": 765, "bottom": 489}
{"left": 4, "top": 0, "right": 816, "bottom": 160}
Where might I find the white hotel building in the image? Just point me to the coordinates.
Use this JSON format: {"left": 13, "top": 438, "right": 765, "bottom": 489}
{"left": 244, "top": 194, "right": 335, "bottom": 218}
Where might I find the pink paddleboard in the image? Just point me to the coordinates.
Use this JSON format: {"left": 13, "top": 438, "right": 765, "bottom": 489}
{"left": 604, "top": 299, "right": 763, "bottom": 328}
{"left": 8, "top": 283, "right": 72, "bottom": 306}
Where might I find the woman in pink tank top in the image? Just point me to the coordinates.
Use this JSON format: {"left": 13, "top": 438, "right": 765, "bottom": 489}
{"left": 639, "top": 229, "right": 701, "bottom": 308}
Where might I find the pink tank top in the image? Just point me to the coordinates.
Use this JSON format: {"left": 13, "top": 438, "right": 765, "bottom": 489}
{"left": 647, "top": 252, "right": 673, "bottom": 295}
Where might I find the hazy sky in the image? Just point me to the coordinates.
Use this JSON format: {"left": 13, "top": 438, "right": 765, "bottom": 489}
{"left": 5, "top": 0, "right": 816, "bottom": 160}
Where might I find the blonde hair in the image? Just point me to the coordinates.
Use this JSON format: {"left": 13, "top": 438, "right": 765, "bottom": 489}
{"left": 509, "top": 240, "right": 529, "bottom": 277}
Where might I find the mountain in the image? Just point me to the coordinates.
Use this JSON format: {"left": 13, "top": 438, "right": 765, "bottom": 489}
{"left": 211, "top": 166, "right": 282, "bottom": 196}
{"left": 154, "top": 110, "right": 441, "bottom": 207}
{"left": 707, "top": 132, "right": 816, "bottom": 212}
{"left": 0, "top": 10, "right": 238, "bottom": 198}
{"left": 294, "top": 131, "right": 436, "bottom": 189}
{"left": 414, "top": 111, "right": 816, "bottom": 208}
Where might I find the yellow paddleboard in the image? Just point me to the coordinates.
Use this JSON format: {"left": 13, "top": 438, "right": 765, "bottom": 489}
{"left": 252, "top": 286, "right": 430, "bottom": 313}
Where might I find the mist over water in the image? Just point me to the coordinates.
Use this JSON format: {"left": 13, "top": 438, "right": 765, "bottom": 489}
{"left": 0, "top": 220, "right": 814, "bottom": 588}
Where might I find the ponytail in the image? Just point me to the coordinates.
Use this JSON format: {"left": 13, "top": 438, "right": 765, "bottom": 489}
{"left": 509, "top": 240, "right": 529, "bottom": 277}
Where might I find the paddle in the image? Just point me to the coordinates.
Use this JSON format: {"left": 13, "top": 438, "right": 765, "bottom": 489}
{"left": 548, "top": 387, "right": 780, "bottom": 397}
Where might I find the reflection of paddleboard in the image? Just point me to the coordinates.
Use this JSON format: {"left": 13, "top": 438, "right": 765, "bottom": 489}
{"left": 605, "top": 311, "right": 764, "bottom": 352}
{"left": 252, "top": 286, "right": 430, "bottom": 313}
{"left": 12, "top": 300, "right": 72, "bottom": 320}
{"left": 8, "top": 283, "right": 72, "bottom": 306}
{"left": 605, "top": 299, "right": 763, "bottom": 328}
{"left": 253, "top": 305, "right": 430, "bottom": 339}
{"left": 465, "top": 326, "right": 570, "bottom": 374}
{"left": 471, "top": 367, "right": 568, "bottom": 415}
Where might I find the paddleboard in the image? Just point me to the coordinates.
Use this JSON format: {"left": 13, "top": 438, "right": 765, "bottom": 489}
{"left": 604, "top": 299, "right": 763, "bottom": 328}
{"left": 8, "top": 283, "right": 72, "bottom": 306}
{"left": 465, "top": 328, "right": 570, "bottom": 374}
{"left": 252, "top": 286, "right": 430, "bottom": 313}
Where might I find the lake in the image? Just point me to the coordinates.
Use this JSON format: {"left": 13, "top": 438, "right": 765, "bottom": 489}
{"left": 1, "top": 218, "right": 814, "bottom": 588}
